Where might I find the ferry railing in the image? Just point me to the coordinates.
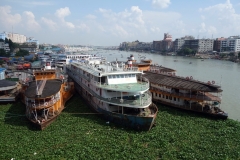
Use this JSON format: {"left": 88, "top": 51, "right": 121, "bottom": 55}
{"left": 68, "top": 71, "right": 152, "bottom": 107}
{"left": 90, "top": 80, "right": 149, "bottom": 92}
{"left": 150, "top": 87, "right": 221, "bottom": 102}
{"left": 26, "top": 98, "right": 60, "bottom": 109}
{"left": 67, "top": 63, "right": 141, "bottom": 76}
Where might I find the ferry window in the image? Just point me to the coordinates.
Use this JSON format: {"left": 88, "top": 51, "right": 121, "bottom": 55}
{"left": 131, "top": 74, "right": 135, "bottom": 77}
{"left": 125, "top": 74, "right": 129, "bottom": 78}
{"left": 108, "top": 75, "right": 112, "bottom": 79}
{"left": 155, "top": 93, "right": 157, "bottom": 96}
{"left": 120, "top": 75, "right": 124, "bottom": 78}
{"left": 158, "top": 94, "right": 161, "bottom": 97}
{"left": 116, "top": 75, "right": 120, "bottom": 78}
{"left": 174, "top": 97, "right": 176, "bottom": 101}
{"left": 166, "top": 96, "right": 168, "bottom": 99}
{"left": 163, "top": 95, "right": 165, "bottom": 98}
{"left": 169, "top": 96, "right": 172, "bottom": 100}
{"left": 112, "top": 75, "right": 116, "bottom": 79}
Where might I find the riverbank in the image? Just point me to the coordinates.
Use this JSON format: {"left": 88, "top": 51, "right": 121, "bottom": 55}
{"left": 0, "top": 94, "right": 239, "bottom": 159}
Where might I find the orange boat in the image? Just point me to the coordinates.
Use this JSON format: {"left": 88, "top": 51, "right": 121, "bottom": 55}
{"left": 21, "top": 62, "right": 74, "bottom": 129}
{"left": 23, "top": 62, "right": 31, "bottom": 69}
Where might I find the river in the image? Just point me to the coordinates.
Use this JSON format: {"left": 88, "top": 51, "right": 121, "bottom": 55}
{"left": 90, "top": 50, "right": 240, "bottom": 121}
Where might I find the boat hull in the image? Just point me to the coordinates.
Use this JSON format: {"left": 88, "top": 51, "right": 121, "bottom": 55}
{"left": 74, "top": 82, "right": 158, "bottom": 130}
{"left": 97, "top": 105, "right": 157, "bottom": 131}
{"left": 154, "top": 99, "right": 228, "bottom": 119}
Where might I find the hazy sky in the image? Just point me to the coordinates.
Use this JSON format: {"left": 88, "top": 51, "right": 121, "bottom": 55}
{"left": 0, "top": 0, "right": 240, "bottom": 46}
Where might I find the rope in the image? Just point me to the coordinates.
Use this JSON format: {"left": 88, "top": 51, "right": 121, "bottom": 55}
{"left": 63, "top": 113, "right": 103, "bottom": 115}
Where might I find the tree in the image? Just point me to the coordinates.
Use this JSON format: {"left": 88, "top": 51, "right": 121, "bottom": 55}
{"left": 5, "top": 38, "right": 9, "bottom": 43}
{"left": 0, "top": 39, "right": 4, "bottom": 42}
{"left": 0, "top": 49, "right": 7, "bottom": 56}
{"left": 177, "top": 47, "right": 194, "bottom": 56}
{"left": 15, "top": 49, "right": 29, "bottom": 57}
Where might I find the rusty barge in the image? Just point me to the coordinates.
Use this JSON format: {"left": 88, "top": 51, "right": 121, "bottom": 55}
{"left": 143, "top": 70, "right": 227, "bottom": 119}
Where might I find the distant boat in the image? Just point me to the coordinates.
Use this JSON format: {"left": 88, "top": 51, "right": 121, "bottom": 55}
{"left": 189, "top": 62, "right": 192, "bottom": 64}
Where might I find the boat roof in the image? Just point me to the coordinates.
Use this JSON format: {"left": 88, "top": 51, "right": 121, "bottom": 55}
{"left": 143, "top": 72, "right": 222, "bottom": 92}
{"left": 71, "top": 61, "right": 142, "bottom": 77}
{"left": 0, "top": 80, "right": 16, "bottom": 88}
{"left": 25, "top": 79, "right": 62, "bottom": 98}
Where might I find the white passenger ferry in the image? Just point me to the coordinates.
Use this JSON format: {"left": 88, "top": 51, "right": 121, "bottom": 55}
{"left": 67, "top": 60, "right": 158, "bottom": 130}
{"left": 55, "top": 53, "right": 106, "bottom": 68}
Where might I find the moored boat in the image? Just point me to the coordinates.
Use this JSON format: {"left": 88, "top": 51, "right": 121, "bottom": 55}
{"left": 21, "top": 62, "right": 74, "bottom": 129}
{"left": 143, "top": 71, "right": 228, "bottom": 119}
{"left": 66, "top": 59, "right": 158, "bottom": 131}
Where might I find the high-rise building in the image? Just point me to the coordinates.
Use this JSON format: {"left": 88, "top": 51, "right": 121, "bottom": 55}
{"left": 7, "top": 33, "right": 26, "bottom": 43}
{"left": 219, "top": 36, "right": 240, "bottom": 53}
{"left": 173, "top": 35, "right": 195, "bottom": 51}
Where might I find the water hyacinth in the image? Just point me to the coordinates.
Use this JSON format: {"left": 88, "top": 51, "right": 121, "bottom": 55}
{"left": 0, "top": 94, "right": 239, "bottom": 159}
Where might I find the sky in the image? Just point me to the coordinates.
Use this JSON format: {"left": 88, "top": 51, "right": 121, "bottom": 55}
{"left": 0, "top": 0, "right": 240, "bottom": 46}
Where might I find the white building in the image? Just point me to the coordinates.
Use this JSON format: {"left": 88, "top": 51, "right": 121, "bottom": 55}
{"left": 0, "top": 42, "right": 10, "bottom": 52}
{"left": 27, "top": 37, "right": 39, "bottom": 49}
{"left": 0, "top": 32, "right": 7, "bottom": 40}
{"left": 220, "top": 36, "right": 240, "bottom": 54}
{"left": 7, "top": 33, "right": 27, "bottom": 43}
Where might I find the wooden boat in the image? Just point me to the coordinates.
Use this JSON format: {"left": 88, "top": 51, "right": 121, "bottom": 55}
{"left": 142, "top": 72, "right": 228, "bottom": 119}
{"left": 67, "top": 59, "right": 158, "bottom": 131}
{"left": 0, "top": 79, "right": 21, "bottom": 102}
{"left": 21, "top": 62, "right": 74, "bottom": 129}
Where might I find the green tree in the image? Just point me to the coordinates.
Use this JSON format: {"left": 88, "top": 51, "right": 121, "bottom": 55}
{"left": 0, "top": 49, "right": 7, "bottom": 56}
{"left": 8, "top": 39, "right": 16, "bottom": 52}
{"left": 5, "top": 38, "right": 9, "bottom": 43}
{"left": 0, "top": 39, "right": 4, "bottom": 42}
{"left": 15, "top": 49, "right": 29, "bottom": 57}
{"left": 177, "top": 47, "right": 194, "bottom": 56}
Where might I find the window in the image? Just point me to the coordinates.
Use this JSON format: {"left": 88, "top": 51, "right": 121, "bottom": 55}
{"left": 159, "top": 94, "right": 161, "bottom": 97}
{"left": 120, "top": 75, "right": 124, "bottom": 78}
{"left": 166, "top": 96, "right": 168, "bottom": 99}
{"left": 174, "top": 97, "right": 176, "bottom": 101}
{"left": 155, "top": 93, "right": 157, "bottom": 96}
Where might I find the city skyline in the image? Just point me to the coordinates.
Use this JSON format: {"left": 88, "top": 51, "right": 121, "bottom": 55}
{"left": 0, "top": 0, "right": 240, "bottom": 46}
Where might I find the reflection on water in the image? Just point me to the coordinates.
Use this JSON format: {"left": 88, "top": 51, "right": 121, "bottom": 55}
{"left": 91, "top": 50, "right": 240, "bottom": 121}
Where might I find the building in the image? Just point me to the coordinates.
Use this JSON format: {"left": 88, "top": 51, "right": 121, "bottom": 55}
{"left": 152, "top": 41, "right": 161, "bottom": 51}
{"left": 0, "top": 68, "right": 6, "bottom": 80}
{"left": 173, "top": 35, "right": 195, "bottom": 51}
{"left": 162, "top": 33, "right": 173, "bottom": 51}
{"left": 27, "top": 37, "right": 39, "bottom": 49}
{"left": 219, "top": 36, "right": 240, "bottom": 54}
{"left": 0, "top": 42, "right": 10, "bottom": 52}
{"left": 0, "top": 32, "right": 7, "bottom": 40}
{"left": 8, "top": 33, "right": 27, "bottom": 43}
{"left": 213, "top": 37, "right": 226, "bottom": 52}
{"left": 18, "top": 42, "right": 38, "bottom": 53}
{"left": 184, "top": 39, "right": 214, "bottom": 53}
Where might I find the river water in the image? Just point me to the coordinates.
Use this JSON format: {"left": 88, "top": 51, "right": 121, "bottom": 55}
{"left": 90, "top": 50, "right": 240, "bottom": 121}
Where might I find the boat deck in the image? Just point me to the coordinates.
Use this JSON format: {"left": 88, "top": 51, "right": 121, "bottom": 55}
{"left": 143, "top": 72, "right": 221, "bottom": 92}
{"left": 25, "top": 79, "right": 62, "bottom": 98}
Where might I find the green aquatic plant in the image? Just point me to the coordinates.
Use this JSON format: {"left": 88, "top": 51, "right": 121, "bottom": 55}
{"left": 0, "top": 94, "right": 240, "bottom": 159}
